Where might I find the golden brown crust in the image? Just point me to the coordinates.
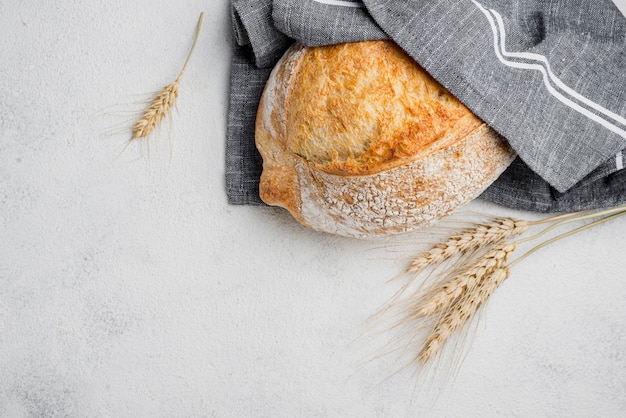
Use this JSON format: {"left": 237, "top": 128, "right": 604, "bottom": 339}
{"left": 255, "top": 41, "right": 516, "bottom": 238}
{"left": 286, "top": 41, "right": 481, "bottom": 175}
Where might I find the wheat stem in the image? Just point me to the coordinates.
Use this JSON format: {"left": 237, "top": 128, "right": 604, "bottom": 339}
{"left": 528, "top": 204, "right": 626, "bottom": 226}
{"left": 516, "top": 205, "right": 626, "bottom": 246}
{"left": 511, "top": 209, "right": 626, "bottom": 267}
{"left": 178, "top": 11, "right": 204, "bottom": 79}
{"left": 527, "top": 209, "right": 594, "bottom": 226}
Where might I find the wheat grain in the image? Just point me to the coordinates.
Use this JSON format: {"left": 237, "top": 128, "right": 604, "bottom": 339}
{"left": 418, "top": 265, "right": 511, "bottom": 363}
{"left": 130, "top": 12, "right": 204, "bottom": 141}
{"left": 407, "top": 218, "right": 528, "bottom": 274}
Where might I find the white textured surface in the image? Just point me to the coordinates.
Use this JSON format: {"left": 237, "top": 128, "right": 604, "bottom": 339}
{"left": 1, "top": 1, "right": 626, "bottom": 417}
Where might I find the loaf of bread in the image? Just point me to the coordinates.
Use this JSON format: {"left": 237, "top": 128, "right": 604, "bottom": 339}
{"left": 255, "top": 40, "right": 515, "bottom": 238}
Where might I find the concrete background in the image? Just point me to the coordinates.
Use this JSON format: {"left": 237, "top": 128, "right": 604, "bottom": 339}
{"left": 1, "top": 1, "right": 626, "bottom": 416}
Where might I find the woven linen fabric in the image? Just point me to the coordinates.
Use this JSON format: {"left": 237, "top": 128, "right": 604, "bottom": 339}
{"left": 226, "top": 0, "right": 626, "bottom": 212}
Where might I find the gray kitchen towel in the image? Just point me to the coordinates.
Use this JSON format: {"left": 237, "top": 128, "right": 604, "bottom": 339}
{"left": 226, "top": 0, "right": 626, "bottom": 212}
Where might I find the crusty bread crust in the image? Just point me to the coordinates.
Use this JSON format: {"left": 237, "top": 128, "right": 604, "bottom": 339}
{"left": 256, "top": 41, "right": 516, "bottom": 238}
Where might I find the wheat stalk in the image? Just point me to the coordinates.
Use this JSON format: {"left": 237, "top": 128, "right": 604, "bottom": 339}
{"left": 380, "top": 204, "right": 626, "bottom": 368}
{"left": 130, "top": 12, "right": 204, "bottom": 140}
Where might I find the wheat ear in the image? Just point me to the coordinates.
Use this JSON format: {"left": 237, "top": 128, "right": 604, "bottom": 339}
{"left": 416, "top": 241, "right": 517, "bottom": 318}
{"left": 130, "top": 12, "right": 205, "bottom": 140}
{"left": 419, "top": 265, "right": 511, "bottom": 364}
{"left": 407, "top": 218, "right": 527, "bottom": 274}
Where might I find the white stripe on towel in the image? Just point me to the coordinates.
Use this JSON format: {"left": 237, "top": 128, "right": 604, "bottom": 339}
{"left": 470, "top": 0, "right": 626, "bottom": 141}
{"left": 312, "top": 0, "right": 365, "bottom": 8}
